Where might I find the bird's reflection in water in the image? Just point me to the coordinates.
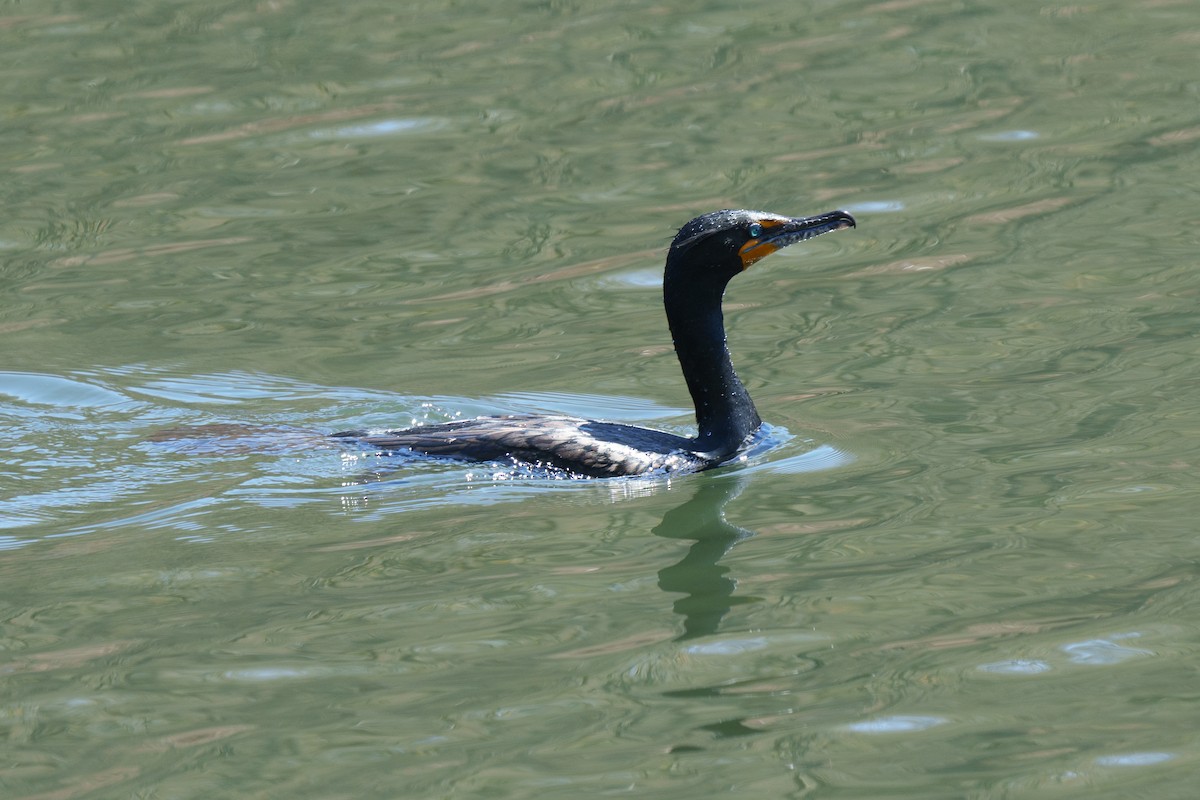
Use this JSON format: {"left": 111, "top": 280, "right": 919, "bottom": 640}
{"left": 653, "top": 474, "right": 756, "bottom": 641}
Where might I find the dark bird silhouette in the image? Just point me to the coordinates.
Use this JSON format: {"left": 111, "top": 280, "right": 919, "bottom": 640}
{"left": 332, "top": 208, "right": 856, "bottom": 477}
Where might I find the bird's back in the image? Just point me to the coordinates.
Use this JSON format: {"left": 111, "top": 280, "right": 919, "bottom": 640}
{"left": 331, "top": 414, "right": 708, "bottom": 478}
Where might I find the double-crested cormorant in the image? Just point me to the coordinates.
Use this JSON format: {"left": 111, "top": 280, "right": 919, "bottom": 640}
{"left": 333, "top": 208, "right": 856, "bottom": 477}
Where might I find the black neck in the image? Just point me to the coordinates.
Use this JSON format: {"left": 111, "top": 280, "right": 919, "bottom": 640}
{"left": 664, "top": 268, "right": 761, "bottom": 459}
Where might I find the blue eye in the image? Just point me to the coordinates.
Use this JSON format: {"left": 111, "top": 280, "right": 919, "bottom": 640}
{"left": 748, "top": 223, "right": 763, "bottom": 238}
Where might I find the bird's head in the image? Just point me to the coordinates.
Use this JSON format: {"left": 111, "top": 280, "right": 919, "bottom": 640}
{"left": 667, "top": 208, "right": 856, "bottom": 285}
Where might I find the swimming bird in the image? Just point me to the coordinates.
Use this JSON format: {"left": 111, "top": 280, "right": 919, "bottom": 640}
{"left": 333, "top": 208, "right": 856, "bottom": 477}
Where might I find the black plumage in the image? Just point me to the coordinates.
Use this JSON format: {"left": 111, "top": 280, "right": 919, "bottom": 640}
{"left": 333, "top": 208, "right": 856, "bottom": 477}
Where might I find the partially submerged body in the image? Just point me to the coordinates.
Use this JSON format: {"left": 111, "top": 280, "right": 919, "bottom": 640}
{"left": 334, "top": 208, "right": 856, "bottom": 478}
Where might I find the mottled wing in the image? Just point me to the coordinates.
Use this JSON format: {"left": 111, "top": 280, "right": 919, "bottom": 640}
{"left": 332, "top": 415, "right": 704, "bottom": 477}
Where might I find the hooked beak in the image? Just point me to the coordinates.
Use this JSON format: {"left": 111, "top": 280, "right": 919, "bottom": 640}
{"left": 738, "top": 209, "right": 856, "bottom": 270}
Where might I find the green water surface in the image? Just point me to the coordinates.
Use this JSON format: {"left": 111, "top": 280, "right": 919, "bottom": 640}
{"left": 3, "top": 1, "right": 1200, "bottom": 797}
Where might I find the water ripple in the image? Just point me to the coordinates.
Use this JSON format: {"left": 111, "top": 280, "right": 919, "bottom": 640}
{"left": 845, "top": 715, "right": 949, "bottom": 734}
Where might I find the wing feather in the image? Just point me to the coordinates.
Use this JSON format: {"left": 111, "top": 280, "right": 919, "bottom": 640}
{"left": 332, "top": 415, "right": 706, "bottom": 477}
